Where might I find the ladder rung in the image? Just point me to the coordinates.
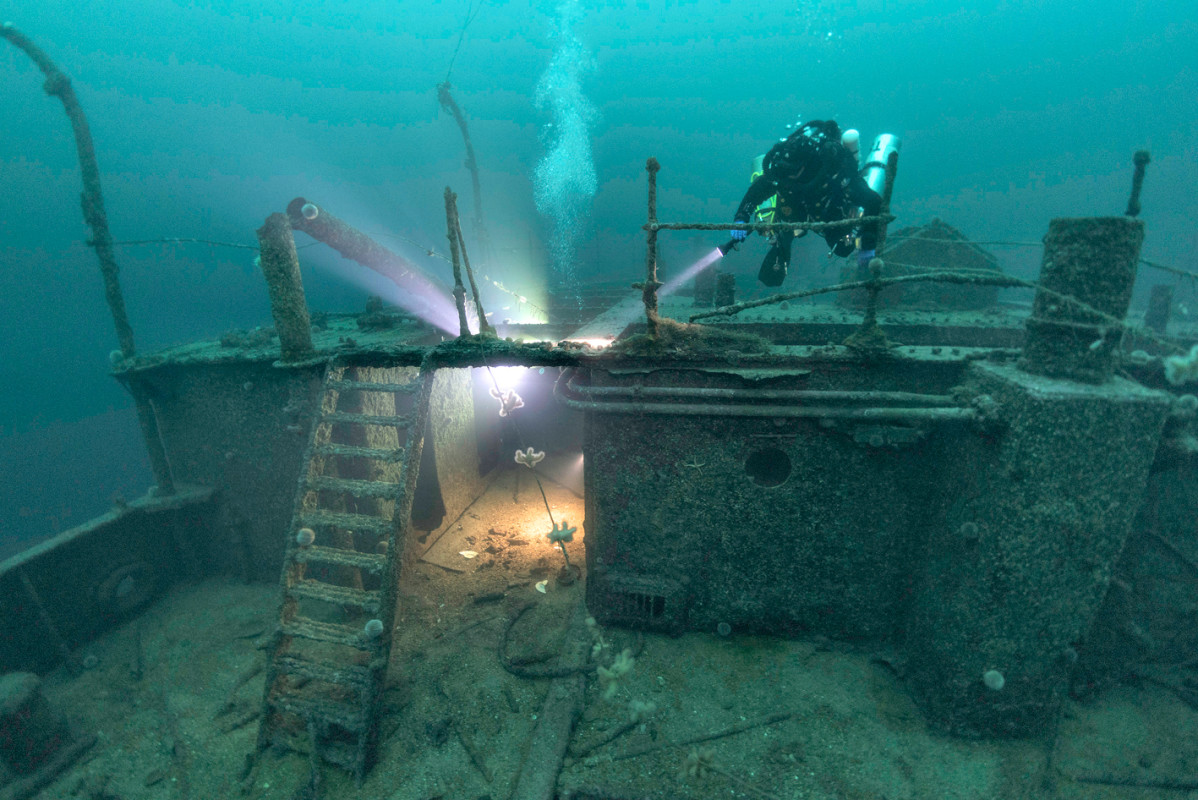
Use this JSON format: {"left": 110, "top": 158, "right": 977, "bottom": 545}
{"left": 327, "top": 379, "right": 421, "bottom": 394}
{"left": 321, "top": 412, "right": 412, "bottom": 427}
{"left": 280, "top": 617, "right": 372, "bottom": 649}
{"left": 289, "top": 579, "right": 381, "bottom": 612}
{"left": 276, "top": 653, "right": 371, "bottom": 691}
{"left": 298, "top": 511, "right": 393, "bottom": 535}
{"left": 312, "top": 443, "right": 406, "bottom": 462}
{"left": 269, "top": 690, "right": 365, "bottom": 733}
{"left": 295, "top": 545, "right": 387, "bottom": 575}
{"left": 307, "top": 476, "right": 400, "bottom": 499}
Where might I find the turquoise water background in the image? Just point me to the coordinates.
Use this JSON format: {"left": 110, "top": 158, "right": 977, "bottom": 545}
{"left": 1, "top": 0, "right": 1195, "bottom": 549}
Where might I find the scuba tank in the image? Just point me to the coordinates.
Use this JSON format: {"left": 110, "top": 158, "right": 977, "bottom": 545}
{"left": 851, "top": 133, "right": 900, "bottom": 257}
{"left": 861, "top": 133, "right": 900, "bottom": 196}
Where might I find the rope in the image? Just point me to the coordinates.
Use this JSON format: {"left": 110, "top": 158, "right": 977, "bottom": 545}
{"left": 689, "top": 271, "right": 1032, "bottom": 322}
{"left": 645, "top": 214, "right": 894, "bottom": 234}
{"left": 880, "top": 236, "right": 1198, "bottom": 283}
{"left": 883, "top": 235, "right": 1043, "bottom": 249}
{"left": 369, "top": 231, "right": 451, "bottom": 262}
{"left": 443, "top": 0, "right": 487, "bottom": 84}
{"left": 480, "top": 274, "right": 551, "bottom": 320}
{"left": 112, "top": 234, "right": 426, "bottom": 256}
{"left": 879, "top": 261, "right": 1018, "bottom": 277}
{"left": 111, "top": 237, "right": 260, "bottom": 250}
{"left": 688, "top": 268, "right": 1188, "bottom": 355}
{"left": 1141, "top": 258, "right": 1198, "bottom": 282}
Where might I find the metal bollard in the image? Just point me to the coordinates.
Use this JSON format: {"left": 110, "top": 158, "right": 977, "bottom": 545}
{"left": 715, "top": 273, "right": 736, "bottom": 308}
{"left": 1144, "top": 284, "right": 1174, "bottom": 335}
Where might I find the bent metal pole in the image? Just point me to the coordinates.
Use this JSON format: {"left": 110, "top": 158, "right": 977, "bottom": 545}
{"left": 3, "top": 23, "right": 175, "bottom": 494}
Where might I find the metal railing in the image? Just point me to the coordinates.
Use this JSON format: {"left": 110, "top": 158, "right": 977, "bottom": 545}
{"left": 633, "top": 156, "right": 1191, "bottom": 367}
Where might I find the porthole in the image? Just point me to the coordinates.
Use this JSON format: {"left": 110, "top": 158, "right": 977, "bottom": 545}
{"left": 744, "top": 447, "right": 791, "bottom": 487}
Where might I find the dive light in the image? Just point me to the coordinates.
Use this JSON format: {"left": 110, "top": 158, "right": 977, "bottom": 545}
{"left": 718, "top": 235, "right": 744, "bottom": 256}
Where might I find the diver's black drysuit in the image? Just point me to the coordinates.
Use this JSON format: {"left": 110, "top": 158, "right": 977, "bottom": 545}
{"left": 733, "top": 123, "right": 883, "bottom": 286}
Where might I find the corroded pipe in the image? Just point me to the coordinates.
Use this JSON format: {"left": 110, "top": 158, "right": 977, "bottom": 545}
{"left": 2, "top": 22, "right": 135, "bottom": 357}
{"left": 556, "top": 370, "right": 975, "bottom": 423}
{"left": 4, "top": 23, "right": 175, "bottom": 494}
{"left": 255, "top": 212, "right": 314, "bottom": 361}
{"left": 567, "top": 383, "right": 958, "bottom": 407}
{"left": 285, "top": 197, "right": 454, "bottom": 326}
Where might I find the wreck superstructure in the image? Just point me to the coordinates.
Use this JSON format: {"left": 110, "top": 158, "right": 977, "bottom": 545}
{"left": 4, "top": 176, "right": 1197, "bottom": 795}
{"left": 3, "top": 24, "right": 1198, "bottom": 797}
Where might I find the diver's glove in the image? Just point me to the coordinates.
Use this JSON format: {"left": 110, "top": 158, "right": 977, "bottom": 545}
{"left": 730, "top": 226, "right": 748, "bottom": 242}
{"left": 857, "top": 248, "right": 877, "bottom": 267}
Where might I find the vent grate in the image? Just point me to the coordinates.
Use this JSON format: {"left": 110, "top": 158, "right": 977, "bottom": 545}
{"left": 591, "top": 572, "right": 687, "bottom": 634}
{"left": 612, "top": 590, "right": 667, "bottom": 621}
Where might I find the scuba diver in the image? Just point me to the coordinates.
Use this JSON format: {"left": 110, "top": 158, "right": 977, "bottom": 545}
{"left": 729, "top": 119, "right": 885, "bottom": 287}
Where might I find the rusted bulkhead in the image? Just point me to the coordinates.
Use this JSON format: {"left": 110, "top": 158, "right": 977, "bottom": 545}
{"left": 572, "top": 352, "right": 976, "bottom": 640}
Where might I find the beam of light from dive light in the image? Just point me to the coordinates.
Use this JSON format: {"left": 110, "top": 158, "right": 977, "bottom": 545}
{"left": 318, "top": 257, "right": 462, "bottom": 334}
{"left": 660, "top": 247, "right": 725, "bottom": 297}
{"left": 589, "top": 247, "right": 727, "bottom": 336}
{"left": 377, "top": 268, "right": 462, "bottom": 334}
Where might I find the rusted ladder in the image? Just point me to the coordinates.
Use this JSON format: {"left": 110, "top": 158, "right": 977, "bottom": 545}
{"left": 256, "top": 358, "right": 430, "bottom": 781}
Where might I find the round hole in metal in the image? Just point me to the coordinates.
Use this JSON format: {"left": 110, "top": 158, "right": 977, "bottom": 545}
{"left": 744, "top": 447, "right": 791, "bottom": 487}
